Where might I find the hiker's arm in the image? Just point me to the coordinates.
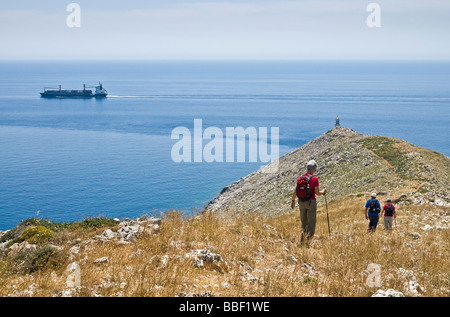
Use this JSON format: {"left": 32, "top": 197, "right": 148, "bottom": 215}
{"left": 314, "top": 186, "right": 327, "bottom": 196}
{"left": 365, "top": 207, "right": 369, "bottom": 219}
{"left": 291, "top": 189, "right": 296, "bottom": 209}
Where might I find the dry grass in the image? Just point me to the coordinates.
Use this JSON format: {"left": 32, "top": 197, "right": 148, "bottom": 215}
{"left": 0, "top": 197, "right": 449, "bottom": 297}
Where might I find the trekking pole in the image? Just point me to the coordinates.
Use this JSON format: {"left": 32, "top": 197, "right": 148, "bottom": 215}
{"left": 324, "top": 193, "right": 331, "bottom": 241}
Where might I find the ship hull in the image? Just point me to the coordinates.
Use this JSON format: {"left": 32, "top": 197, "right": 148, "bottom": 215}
{"left": 40, "top": 92, "right": 108, "bottom": 98}
{"left": 40, "top": 93, "right": 94, "bottom": 98}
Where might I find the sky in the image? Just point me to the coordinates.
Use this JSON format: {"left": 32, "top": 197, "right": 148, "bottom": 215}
{"left": 0, "top": 0, "right": 449, "bottom": 60}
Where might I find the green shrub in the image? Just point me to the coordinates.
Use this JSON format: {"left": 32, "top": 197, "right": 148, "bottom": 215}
{"left": 77, "top": 217, "right": 118, "bottom": 230}
{"left": 303, "top": 276, "right": 319, "bottom": 283}
{"left": 11, "top": 245, "right": 66, "bottom": 274}
{"left": 1, "top": 218, "right": 61, "bottom": 243}
{"left": 30, "top": 245, "right": 66, "bottom": 273}
{"left": 20, "top": 226, "right": 55, "bottom": 244}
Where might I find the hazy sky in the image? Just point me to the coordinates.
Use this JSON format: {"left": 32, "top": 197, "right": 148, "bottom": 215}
{"left": 1, "top": 0, "right": 449, "bottom": 60}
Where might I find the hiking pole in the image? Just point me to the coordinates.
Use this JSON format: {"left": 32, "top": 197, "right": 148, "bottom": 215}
{"left": 324, "top": 193, "right": 331, "bottom": 241}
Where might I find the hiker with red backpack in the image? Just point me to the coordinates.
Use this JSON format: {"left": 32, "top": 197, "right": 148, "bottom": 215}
{"left": 291, "top": 160, "right": 327, "bottom": 246}
{"left": 382, "top": 198, "right": 397, "bottom": 231}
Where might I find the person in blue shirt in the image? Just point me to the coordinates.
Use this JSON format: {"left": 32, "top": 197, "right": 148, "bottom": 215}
{"left": 365, "top": 193, "right": 381, "bottom": 233}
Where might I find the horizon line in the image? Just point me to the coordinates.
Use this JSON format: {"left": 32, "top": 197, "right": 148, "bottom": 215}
{"left": 1, "top": 58, "right": 450, "bottom": 62}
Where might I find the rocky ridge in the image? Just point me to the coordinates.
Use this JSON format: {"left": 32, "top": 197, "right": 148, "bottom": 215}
{"left": 207, "top": 126, "right": 450, "bottom": 214}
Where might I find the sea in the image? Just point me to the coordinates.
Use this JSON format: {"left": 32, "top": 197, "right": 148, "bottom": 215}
{"left": 0, "top": 60, "right": 449, "bottom": 230}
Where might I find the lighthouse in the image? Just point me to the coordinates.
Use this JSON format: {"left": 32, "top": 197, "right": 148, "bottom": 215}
{"left": 335, "top": 116, "right": 341, "bottom": 127}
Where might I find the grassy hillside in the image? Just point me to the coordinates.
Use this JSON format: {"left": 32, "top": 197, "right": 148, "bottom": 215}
{"left": 0, "top": 127, "right": 448, "bottom": 297}
{"left": 0, "top": 201, "right": 448, "bottom": 297}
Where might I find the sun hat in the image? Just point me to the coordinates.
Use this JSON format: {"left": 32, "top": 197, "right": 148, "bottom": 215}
{"left": 306, "top": 160, "right": 318, "bottom": 171}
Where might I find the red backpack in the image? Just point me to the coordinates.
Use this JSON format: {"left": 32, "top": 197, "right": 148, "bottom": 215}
{"left": 296, "top": 173, "right": 313, "bottom": 202}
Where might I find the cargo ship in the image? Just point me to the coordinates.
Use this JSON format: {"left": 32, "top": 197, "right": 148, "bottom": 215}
{"left": 40, "top": 83, "right": 107, "bottom": 98}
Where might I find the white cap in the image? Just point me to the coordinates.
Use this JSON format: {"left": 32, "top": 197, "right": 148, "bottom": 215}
{"left": 371, "top": 193, "right": 377, "bottom": 198}
{"left": 307, "top": 160, "right": 318, "bottom": 171}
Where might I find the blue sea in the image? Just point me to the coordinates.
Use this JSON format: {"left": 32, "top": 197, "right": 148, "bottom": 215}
{"left": 0, "top": 61, "right": 449, "bottom": 230}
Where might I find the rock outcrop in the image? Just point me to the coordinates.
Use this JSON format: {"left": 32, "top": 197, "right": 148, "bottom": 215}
{"left": 94, "top": 216, "right": 161, "bottom": 243}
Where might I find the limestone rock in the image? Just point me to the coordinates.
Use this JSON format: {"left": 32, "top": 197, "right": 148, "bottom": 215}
{"left": 94, "top": 256, "right": 109, "bottom": 264}
{"left": 372, "top": 289, "right": 405, "bottom": 297}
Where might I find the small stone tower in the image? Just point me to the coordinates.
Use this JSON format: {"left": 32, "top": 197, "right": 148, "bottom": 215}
{"left": 335, "top": 116, "right": 341, "bottom": 127}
